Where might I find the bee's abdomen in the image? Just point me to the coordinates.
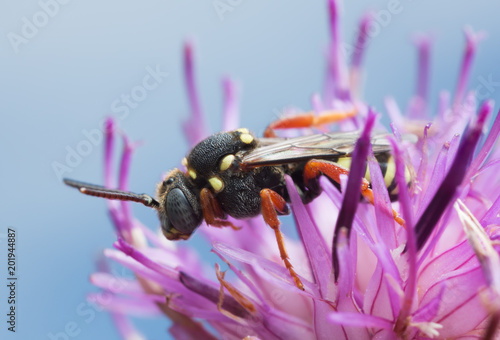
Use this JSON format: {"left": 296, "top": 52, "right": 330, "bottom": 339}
{"left": 336, "top": 152, "right": 411, "bottom": 200}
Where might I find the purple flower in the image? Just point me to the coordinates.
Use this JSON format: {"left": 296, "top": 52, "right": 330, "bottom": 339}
{"left": 86, "top": 1, "right": 500, "bottom": 339}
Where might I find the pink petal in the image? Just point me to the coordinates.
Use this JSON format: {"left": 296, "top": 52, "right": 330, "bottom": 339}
{"left": 363, "top": 263, "right": 399, "bottom": 321}
{"left": 285, "top": 176, "right": 332, "bottom": 293}
{"left": 453, "top": 28, "right": 485, "bottom": 106}
{"left": 465, "top": 104, "right": 498, "bottom": 183}
{"left": 182, "top": 41, "right": 208, "bottom": 146}
{"left": 418, "top": 239, "right": 476, "bottom": 295}
{"left": 422, "top": 266, "right": 488, "bottom": 337}
{"left": 390, "top": 136, "right": 418, "bottom": 326}
{"left": 104, "top": 117, "right": 116, "bottom": 188}
{"left": 212, "top": 241, "right": 317, "bottom": 294}
{"left": 222, "top": 76, "right": 239, "bottom": 131}
{"left": 328, "top": 312, "right": 393, "bottom": 330}
{"left": 412, "top": 283, "right": 446, "bottom": 323}
{"left": 333, "top": 109, "right": 376, "bottom": 280}
{"left": 335, "top": 228, "right": 371, "bottom": 339}
{"left": 324, "top": 0, "right": 349, "bottom": 102}
{"left": 414, "top": 35, "right": 432, "bottom": 114}
{"left": 87, "top": 293, "right": 161, "bottom": 317}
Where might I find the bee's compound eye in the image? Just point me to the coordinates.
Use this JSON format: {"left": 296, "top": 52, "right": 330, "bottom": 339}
{"left": 165, "top": 188, "right": 200, "bottom": 234}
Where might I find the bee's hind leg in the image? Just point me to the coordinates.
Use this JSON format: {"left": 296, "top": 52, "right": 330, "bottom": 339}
{"left": 264, "top": 109, "right": 357, "bottom": 137}
{"left": 303, "top": 159, "right": 405, "bottom": 226}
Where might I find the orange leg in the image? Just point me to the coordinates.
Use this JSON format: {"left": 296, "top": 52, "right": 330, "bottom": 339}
{"left": 303, "top": 160, "right": 405, "bottom": 226}
{"left": 260, "top": 189, "right": 304, "bottom": 290}
{"left": 264, "top": 109, "right": 357, "bottom": 137}
{"left": 200, "top": 188, "right": 240, "bottom": 230}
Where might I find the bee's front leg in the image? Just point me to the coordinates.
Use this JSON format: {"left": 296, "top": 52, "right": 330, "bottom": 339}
{"left": 264, "top": 109, "right": 357, "bottom": 137}
{"left": 200, "top": 188, "right": 240, "bottom": 230}
{"left": 260, "top": 188, "right": 304, "bottom": 291}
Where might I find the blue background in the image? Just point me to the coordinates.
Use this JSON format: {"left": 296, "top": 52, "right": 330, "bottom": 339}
{"left": 2, "top": 1, "right": 500, "bottom": 339}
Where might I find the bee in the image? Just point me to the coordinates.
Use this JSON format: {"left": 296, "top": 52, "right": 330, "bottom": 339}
{"left": 64, "top": 113, "right": 412, "bottom": 291}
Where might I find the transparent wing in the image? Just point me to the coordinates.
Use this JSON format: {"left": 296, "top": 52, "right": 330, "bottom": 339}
{"left": 241, "top": 131, "right": 414, "bottom": 167}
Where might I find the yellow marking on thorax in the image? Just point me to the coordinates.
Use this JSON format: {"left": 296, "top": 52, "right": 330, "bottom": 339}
{"left": 220, "top": 154, "right": 235, "bottom": 171}
{"left": 209, "top": 176, "right": 224, "bottom": 193}
{"left": 240, "top": 133, "right": 254, "bottom": 144}
{"left": 188, "top": 168, "right": 197, "bottom": 180}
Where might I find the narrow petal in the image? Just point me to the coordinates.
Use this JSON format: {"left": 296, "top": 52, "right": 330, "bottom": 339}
{"left": 437, "top": 90, "right": 451, "bottom": 120}
{"left": 414, "top": 102, "right": 490, "bottom": 251}
{"left": 465, "top": 104, "right": 498, "bottom": 182}
{"left": 407, "top": 35, "right": 432, "bottom": 119}
{"left": 90, "top": 272, "right": 151, "bottom": 297}
{"left": 415, "top": 123, "right": 431, "bottom": 192}
{"left": 412, "top": 283, "right": 446, "bottom": 323}
{"left": 367, "top": 149, "right": 397, "bottom": 250}
{"left": 222, "top": 76, "right": 239, "bottom": 131}
{"left": 311, "top": 93, "right": 324, "bottom": 112}
{"left": 416, "top": 138, "right": 452, "bottom": 218}
{"left": 183, "top": 41, "right": 208, "bottom": 146}
{"left": 349, "top": 12, "right": 372, "bottom": 98}
{"left": 415, "top": 35, "right": 432, "bottom": 108}
{"left": 179, "top": 271, "right": 251, "bottom": 319}
{"left": 333, "top": 109, "right": 376, "bottom": 280}
{"left": 335, "top": 227, "right": 371, "bottom": 339}
{"left": 453, "top": 28, "right": 485, "bottom": 106}
{"left": 350, "top": 12, "right": 372, "bottom": 71}
{"left": 104, "top": 117, "right": 116, "bottom": 188}
{"left": 363, "top": 264, "right": 400, "bottom": 321}
{"left": 422, "top": 266, "right": 488, "bottom": 338}
{"left": 390, "top": 135, "right": 417, "bottom": 335}
{"left": 328, "top": 312, "right": 393, "bottom": 330}
{"left": 385, "top": 97, "right": 404, "bottom": 130}
{"left": 456, "top": 200, "right": 500, "bottom": 295}
{"left": 118, "top": 135, "right": 138, "bottom": 239}
{"left": 284, "top": 176, "right": 332, "bottom": 293}
{"left": 212, "top": 241, "right": 317, "bottom": 294}
{"left": 418, "top": 239, "right": 475, "bottom": 295}
{"left": 87, "top": 293, "right": 161, "bottom": 316}
{"left": 324, "top": 0, "right": 349, "bottom": 102}
{"left": 481, "top": 194, "right": 500, "bottom": 227}
{"left": 114, "top": 238, "right": 178, "bottom": 280}
{"left": 103, "top": 117, "right": 125, "bottom": 233}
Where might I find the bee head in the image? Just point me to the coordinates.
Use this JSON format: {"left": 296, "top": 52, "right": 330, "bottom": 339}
{"left": 156, "top": 169, "right": 203, "bottom": 240}
{"left": 64, "top": 169, "right": 203, "bottom": 242}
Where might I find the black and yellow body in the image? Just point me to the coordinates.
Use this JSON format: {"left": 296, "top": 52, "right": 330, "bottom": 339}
{"left": 163, "top": 128, "right": 410, "bottom": 239}
{"left": 64, "top": 126, "right": 412, "bottom": 291}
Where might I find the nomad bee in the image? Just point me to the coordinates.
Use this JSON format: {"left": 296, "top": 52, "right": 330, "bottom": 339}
{"left": 65, "top": 112, "right": 410, "bottom": 290}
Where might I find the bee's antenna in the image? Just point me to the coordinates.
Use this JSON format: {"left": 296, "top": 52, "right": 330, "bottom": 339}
{"left": 63, "top": 178, "right": 160, "bottom": 209}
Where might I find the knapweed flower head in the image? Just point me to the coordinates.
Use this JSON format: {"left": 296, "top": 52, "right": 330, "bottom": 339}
{"left": 87, "top": 1, "right": 500, "bottom": 339}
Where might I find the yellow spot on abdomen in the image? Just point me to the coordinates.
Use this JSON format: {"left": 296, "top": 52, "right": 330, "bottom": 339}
{"left": 337, "top": 157, "right": 371, "bottom": 182}
{"left": 384, "top": 156, "right": 396, "bottom": 187}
